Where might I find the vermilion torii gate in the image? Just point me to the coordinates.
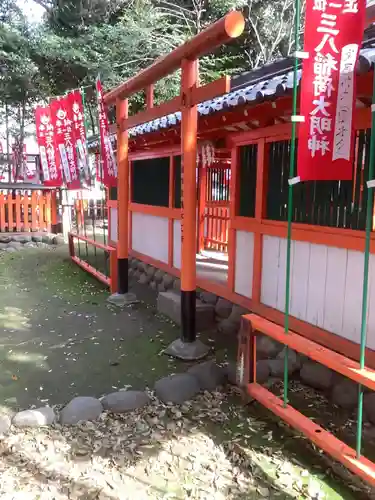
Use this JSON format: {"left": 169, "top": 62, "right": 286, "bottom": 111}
{"left": 104, "top": 11, "right": 245, "bottom": 358}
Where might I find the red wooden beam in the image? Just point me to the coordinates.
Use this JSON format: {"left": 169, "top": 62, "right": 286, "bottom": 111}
{"left": 104, "top": 11, "right": 244, "bottom": 104}
{"left": 248, "top": 384, "right": 375, "bottom": 487}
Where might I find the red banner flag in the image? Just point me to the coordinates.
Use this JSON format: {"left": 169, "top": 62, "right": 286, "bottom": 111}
{"left": 96, "top": 78, "right": 117, "bottom": 187}
{"left": 35, "top": 106, "right": 63, "bottom": 187}
{"left": 69, "top": 90, "right": 90, "bottom": 185}
{"left": 50, "top": 97, "right": 81, "bottom": 190}
{"left": 297, "top": 0, "right": 366, "bottom": 181}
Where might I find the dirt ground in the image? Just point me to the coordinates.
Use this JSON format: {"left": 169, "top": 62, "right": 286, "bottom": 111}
{"left": 0, "top": 246, "right": 374, "bottom": 499}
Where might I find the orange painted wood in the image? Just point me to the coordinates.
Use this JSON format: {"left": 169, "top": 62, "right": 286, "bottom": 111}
{"left": 51, "top": 190, "right": 57, "bottom": 226}
{"left": 252, "top": 138, "right": 268, "bottom": 302}
{"left": 117, "top": 98, "right": 130, "bottom": 261}
{"left": 110, "top": 248, "right": 118, "bottom": 293}
{"left": 71, "top": 255, "right": 110, "bottom": 287}
{"left": 70, "top": 232, "right": 114, "bottom": 252}
{"left": 129, "top": 202, "right": 181, "bottom": 219}
{"left": 15, "top": 195, "right": 21, "bottom": 231}
{"left": 231, "top": 216, "right": 375, "bottom": 254}
{"left": 7, "top": 194, "right": 13, "bottom": 231}
{"left": 190, "top": 76, "right": 230, "bottom": 106}
{"left": 37, "top": 193, "right": 44, "bottom": 231}
{"left": 146, "top": 84, "right": 154, "bottom": 109}
{"left": 123, "top": 96, "right": 180, "bottom": 131}
{"left": 31, "top": 192, "right": 37, "bottom": 231}
{"left": 181, "top": 58, "right": 198, "bottom": 292}
{"left": 45, "top": 191, "right": 52, "bottom": 231}
{"left": 228, "top": 106, "right": 371, "bottom": 146}
{"left": 23, "top": 193, "right": 29, "bottom": 232}
{"left": 246, "top": 314, "right": 375, "bottom": 391}
{"left": 168, "top": 155, "right": 174, "bottom": 266}
{"left": 104, "top": 11, "right": 244, "bottom": 103}
{"left": 0, "top": 194, "right": 5, "bottom": 232}
{"left": 247, "top": 384, "right": 375, "bottom": 488}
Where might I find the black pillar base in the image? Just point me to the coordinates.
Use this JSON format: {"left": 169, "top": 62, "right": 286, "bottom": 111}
{"left": 181, "top": 290, "right": 196, "bottom": 343}
{"left": 118, "top": 257, "right": 129, "bottom": 295}
{"left": 163, "top": 288, "right": 209, "bottom": 360}
{"left": 107, "top": 257, "right": 138, "bottom": 307}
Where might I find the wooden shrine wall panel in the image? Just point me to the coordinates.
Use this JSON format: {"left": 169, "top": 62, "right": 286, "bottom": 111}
{"left": 260, "top": 235, "right": 375, "bottom": 349}
{"left": 173, "top": 220, "right": 182, "bottom": 269}
{"left": 109, "top": 206, "right": 118, "bottom": 242}
{"left": 234, "top": 230, "right": 254, "bottom": 299}
{"left": 131, "top": 212, "right": 169, "bottom": 264}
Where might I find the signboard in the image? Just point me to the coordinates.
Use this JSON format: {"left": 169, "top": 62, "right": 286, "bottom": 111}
{"left": 50, "top": 97, "right": 81, "bottom": 190}
{"left": 69, "top": 90, "right": 90, "bottom": 184}
{"left": 35, "top": 106, "right": 63, "bottom": 187}
{"left": 96, "top": 78, "right": 117, "bottom": 187}
{"left": 297, "top": 0, "right": 366, "bottom": 181}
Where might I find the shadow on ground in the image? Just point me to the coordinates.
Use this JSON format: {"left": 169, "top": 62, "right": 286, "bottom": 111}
{"left": 0, "top": 247, "right": 372, "bottom": 499}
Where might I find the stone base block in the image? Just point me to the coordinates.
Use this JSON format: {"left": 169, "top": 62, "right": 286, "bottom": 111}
{"left": 164, "top": 338, "right": 210, "bottom": 361}
{"left": 107, "top": 292, "right": 139, "bottom": 307}
{"left": 157, "top": 290, "right": 215, "bottom": 331}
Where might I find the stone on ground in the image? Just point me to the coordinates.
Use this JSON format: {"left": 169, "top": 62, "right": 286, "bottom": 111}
{"left": 364, "top": 393, "right": 375, "bottom": 424}
{"left": 187, "top": 360, "right": 225, "bottom": 391}
{"left": 107, "top": 292, "right": 138, "bottom": 307}
{"left": 5, "top": 247, "right": 18, "bottom": 253}
{"left": 146, "top": 265, "right": 155, "bottom": 277}
{"left": 0, "top": 235, "right": 11, "bottom": 244}
{"left": 158, "top": 282, "right": 166, "bottom": 292}
{"left": 154, "top": 373, "right": 201, "bottom": 404}
{"left": 53, "top": 234, "right": 65, "bottom": 245}
{"left": 154, "top": 269, "right": 164, "bottom": 283}
{"left": 200, "top": 291, "right": 218, "bottom": 305}
{"left": 331, "top": 379, "right": 358, "bottom": 409}
{"left": 13, "top": 407, "right": 55, "bottom": 428}
{"left": 228, "top": 305, "right": 249, "bottom": 326}
{"left": 13, "top": 234, "right": 32, "bottom": 244}
{"left": 150, "top": 281, "right": 157, "bottom": 291}
{"left": 218, "top": 318, "right": 239, "bottom": 335}
{"left": 101, "top": 391, "right": 150, "bottom": 413}
{"left": 300, "top": 361, "right": 334, "bottom": 390}
{"left": 162, "top": 273, "right": 174, "bottom": 289}
{"left": 32, "top": 235, "right": 43, "bottom": 243}
{"left": 8, "top": 241, "right": 22, "bottom": 249}
{"left": 138, "top": 273, "right": 151, "bottom": 285}
{"left": 268, "top": 347, "right": 300, "bottom": 377}
{"left": 256, "top": 335, "right": 283, "bottom": 359}
{"left": 60, "top": 397, "right": 103, "bottom": 425}
{"left": 173, "top": 278, "right": 181, "bottom": 291}
{"left": 0, "top": 413, "right": 11, "bottom": 436}
{"left": 157, "top": 290, "right": 215, "bottom": 331}
{"left": 215, "top": 298, "right": 233, "bottom": 319}
{"left": 24, "top": 241, "right": 37, "bottom": 248}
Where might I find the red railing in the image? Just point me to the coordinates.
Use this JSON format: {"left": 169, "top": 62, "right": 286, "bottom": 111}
{"left": 68, "top": 232, "right": 118, "bottom": 292}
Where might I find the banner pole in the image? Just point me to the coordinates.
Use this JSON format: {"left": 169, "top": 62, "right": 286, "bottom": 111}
{"left": 356, "top": 73, "right": 375, "bottom": 459}
{"left": 284, "top": 0, "right": 301, "bottom": 408}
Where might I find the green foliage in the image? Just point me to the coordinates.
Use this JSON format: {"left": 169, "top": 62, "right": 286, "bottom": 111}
{"left": 0, "top": 0, "right": 303, "bottom": 133}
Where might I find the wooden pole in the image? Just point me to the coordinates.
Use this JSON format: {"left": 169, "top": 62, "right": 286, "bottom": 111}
{"left": 116, "top": 98, "right": 130, "bottom": 294}
{"left": 51, "top": 189, "right": 58, "bottom": 233}
{"left": 180, "top": 58, "right": 198, "bottom": 343}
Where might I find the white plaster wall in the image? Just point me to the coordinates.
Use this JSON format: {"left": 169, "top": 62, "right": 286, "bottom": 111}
{"left": 131, "top": 212, "right": 169, "bottom": 263}
{"left": 261, "top": 235, "right": 375, "bottom": 349}
{"left": 234, "top": 230, "right": 254, "bottom": 298}
{"left": 173, "top": 220, "right": 181, "bottom": 269}
{"left": 110, "top": 207, "right": 118, "bottom": 242}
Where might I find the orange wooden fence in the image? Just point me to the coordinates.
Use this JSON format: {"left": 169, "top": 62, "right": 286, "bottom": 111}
{"left": 0, "top": 190, "right": 52, "bottom": 233}
{"left": 204, "top": 203, "right": 229, "bottom": 252}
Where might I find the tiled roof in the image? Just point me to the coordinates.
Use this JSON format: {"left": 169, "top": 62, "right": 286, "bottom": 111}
{"left": 88, "top": 44, "right": 375, "bottom": 149}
